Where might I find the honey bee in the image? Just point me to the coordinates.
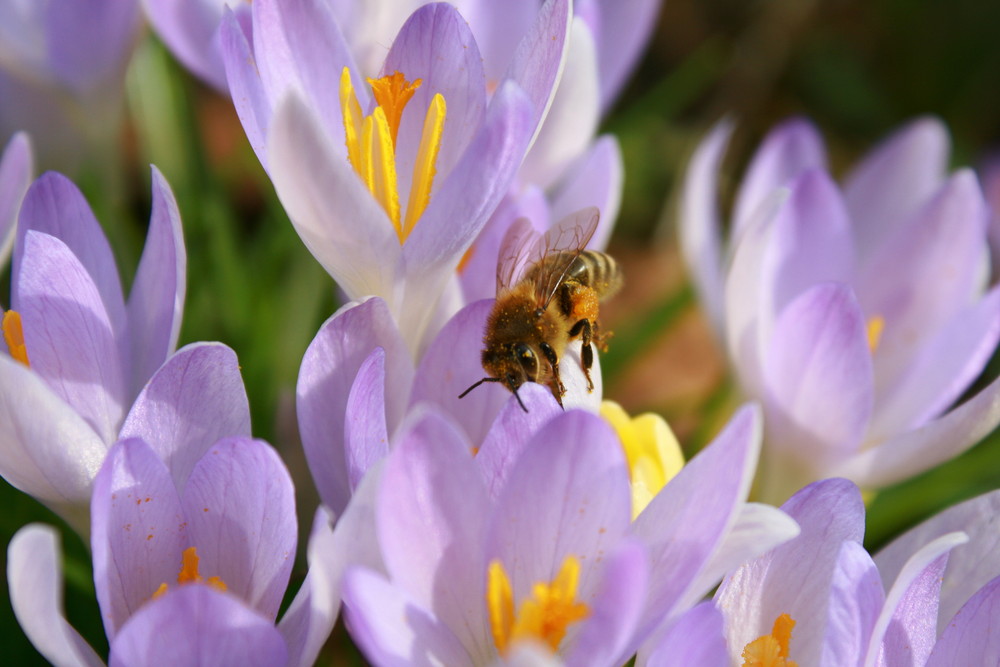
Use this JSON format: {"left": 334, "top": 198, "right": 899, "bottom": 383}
{"left": 459, "top": 207, "right": 623, "bottom": 410}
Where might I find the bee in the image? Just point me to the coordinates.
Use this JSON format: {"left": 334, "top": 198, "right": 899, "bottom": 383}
{"left": 458, "top": 207, "right": 623, "bottom": 410}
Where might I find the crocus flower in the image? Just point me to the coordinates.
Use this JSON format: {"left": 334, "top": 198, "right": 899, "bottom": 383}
{"left": 8, "top": 436, "right": 342, "bottom": 667}
{"left": 0, "top": 132, "right": 33, "bottom": 267}
{"left": 645, "top": 479, "right": 1000, "bottom": 666}
{"left": 0, "top": 169, "right": 249, "bottom": 533}
{"left": 681, "top": 116, "right": 1000, "bottom": 503}
{"left": 222, "top": 0, "right": 566, "bottom": 351}
{"left": 142, "top": 0, "right": 250, "bottom": 92}
{"left": 340, "top": 396, "right": 797, "bottom": 664}
{"left": 0, "top": 0, "right": 140, "bottom": 169}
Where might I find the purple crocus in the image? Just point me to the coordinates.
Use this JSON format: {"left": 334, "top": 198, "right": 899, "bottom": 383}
{"left": 0, "top": 0, "right": 140, "bottom": 169}
{"left": 142, "top": 0, "right": 250, "bottom": 92}
{"left": 0, "top": 169, "right": 249, "bottom": 533}
{"left": 0, "top": 132, "right": 33, "bottom": 267}
{"left": 681, "top": 116, "right": 1000, "bottom": 503}
{"left": 221, "top": 0, "right": 565, "bottom": 351}
{"left": 8, "top": 436, "right": 342, "bottom": 667}
{"left": 339, "top": 396, "right": 797, "bottom": 664}
{"left": 643, "top": 478, "right": 1000, "bottom": 666}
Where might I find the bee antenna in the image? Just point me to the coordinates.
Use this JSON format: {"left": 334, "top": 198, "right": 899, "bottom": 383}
{"left": 458, "top": 377, "right": 501, "bottom": 399}
{"left": 511, "top": 386, "right": 529, "bottom": 413}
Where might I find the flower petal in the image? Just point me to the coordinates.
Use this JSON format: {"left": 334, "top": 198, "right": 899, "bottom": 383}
{"left": 42, "top": 0, "right": 139, "bottom": 93}
{"left": 342, "top": 566, "right": 472, "bottom": 667}
{"left": 0, "top": 354, "right": 105, "bottom": 514}
{"left": 590, "top": 0, "right": 663, "bottom": 108}
{"left": 732, "top": 117, "right": 828, "bottom": 238}
{"left": 277, "top": 507, "right": 340, "bottom": 667}
{"left": 714, "top": 478, "right": 865, "bottom": 666}
{"left": 410, "top": 299, "right": 511, "bottom": 445}
{"left": 180, "top": 437, "right": 296, "bottom": 621}
{"left": 7, "top": 524, "right": 103, "bottom": 667}
{"left": 858, "top": 169, "right": 989, "bottom": 394}
{"left": 518, "top": 18, "right": 600, "bottom": 192}
{"left": 119, "top": 342, "right": 251, "bottom": 492}
{"left": 108, "top": 585, "right": 287, "bottom": 667}
{"left": 868, "top": 285, "right": 1000, "bottom": 440}
{"left": 761, "top": 169, "right": 855, "bottom": 322}
{"left": 401, "top": 80, "right": 533, "bottom": 344}
{"left": 488, "top": 410, "right": 631, "bottom": 613}
{"left": 875, "top": 489, "right": 1000, "bottom": 633}
{"left": 833, "top": 372, "right": 1000, "bottom": 488}
{"left": 549, "top": 135, "right": 623, "bottom": 252}
{"left": 501, "top": 0, "right": 571, "bottom": 146}
{"left": 566, "top": 538, "right": 649, "bottom": 666}
{"left": 14, "top": 172, "right": 126, "bottom": 334}
{"left": 675, "top": 503, "right": 800, "bottom": 613}
{"left": 220, "top": 9, "right": 270, "bottom": 165}
{"left": 644, "top": 601, "right": 728, "bottom": 667}
{"left": 253, "top": 0, "right": 358, "bottom": 138}
{"left": 125, "top": 166, "right": 186, "bottom": 397}
{"left": 267, "top": 92, "right": 400, "bottom": 300}
{"left": 680, "top": 118, "right": 734, "bottom": 335}
{"left": 142, "top": 0, "right": 229, "bottom": 90}
{"left": 925, "top": 575, "right": 1000, "bottom": 667}
{"left": 344, "top": 347, "right": 390, "bottom": 493}
{"left": 0, "top": 132, "right": 32, "bottom": 266}
{"left": 383, "top": 2, "right": 487, "bottom": 185}
{"left": 820, "top": 541, "right": 883, "bottom": 667}
{"left": 475, "top": 382, "right": 561, "bottom": 500}
{"left": 378, "top": 410, "right": 490, "bottom": 655}
{"left": 297, "top": 298, "right": 412, "bottom": 514}
{"left": 91, "top": 438, "right": 187, "bottom": 641}
{"left": 17, "top": 230, "right": 127, "bottom": 444}
{"left": 843, "top": 117, "right": 950, "bottom": 265}
{"left": 871, "top": 532, "right": 965, "bottom": 667}
{"left": 763, "top": 283, "right": 873, "bottom": 472}
{"left": 631, "top": 404, "right": 762, "bottom": 635}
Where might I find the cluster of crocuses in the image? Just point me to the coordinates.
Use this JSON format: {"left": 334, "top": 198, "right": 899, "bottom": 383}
{"left": 1, "top": 0, "right": 999, "bottom": 665}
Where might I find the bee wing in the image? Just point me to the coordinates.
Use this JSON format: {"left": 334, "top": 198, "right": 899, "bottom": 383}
{"left": 532, "top": 207, "right": 600, "bottom": 308}
{"left": 496, "top": 217, "right": 541, "bottom": 294}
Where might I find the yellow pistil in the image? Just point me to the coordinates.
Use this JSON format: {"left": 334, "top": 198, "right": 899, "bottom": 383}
{"left": 2, "top": 310, "right": 28, "bottom": 366}
{"left": 601, "top": 401, "right": 684, "bottom": 519}
{"left": 153, "top": 546, "right": 228, "bottom": 600}
{"left": 487, "top": 556, "right": 590, "bottom": 655}
{"left": 742, "top": 614, "right": 798, "bottom": 667}
{"left": 340, "top": 67, "right": 446, "bottom": 244}
{"left": 367, "top": 72, "right": 422, "bottom": 147}
{"left": 866, "top": 316, "right": 885, "bottom": 353}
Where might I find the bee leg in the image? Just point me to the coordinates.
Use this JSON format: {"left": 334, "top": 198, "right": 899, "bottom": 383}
{"left": 569, "top": 319, "right": 595, "bottom": 392}
{"left": 539, "top": 342, "right": 566, "bottom": 400}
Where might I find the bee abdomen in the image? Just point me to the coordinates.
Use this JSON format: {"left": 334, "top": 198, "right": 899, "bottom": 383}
{"left": 568, "top": 251, "right": 623, "bottom": 299}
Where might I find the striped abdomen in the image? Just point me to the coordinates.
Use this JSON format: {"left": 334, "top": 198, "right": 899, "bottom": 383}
{"left": 563, "top": 251, "right": 623, "bottom": 299}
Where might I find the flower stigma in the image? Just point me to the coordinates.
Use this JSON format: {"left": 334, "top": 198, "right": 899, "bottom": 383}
{"left": 340, "top": 67, "right": 447, "bottom": 244}
{"left": 151, "top": 546, "right": 227, "bottom": 600}
{"left": 866, "top": 316, "right": 885, "bottom": 353}
{"left": 2, "top": 310, "right": 29, "bottom": 366}
{"left": 487, "top": 556, "right": 590, "bottom": 655}
{"left": 741, "top": 613, "right": 798, "bottom": 667}
{"left": 601, "top": 401, "right": 684, "bottom": 519}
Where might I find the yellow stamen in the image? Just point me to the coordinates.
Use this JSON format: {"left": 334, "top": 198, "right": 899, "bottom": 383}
{"left": 866, "top": 316, "right": 885, "bottom": 353}
{"left": 402, "top": 93, "right": 446, "bottom": 238}
{"left": 153, "top": 546, "right": 228, "bottom": 600}
{"left": 742, "top": 614, "right": 798, "bottom": 667}
{"left": 601, "top": 401, "right": 684, "bottom": 519}
{"left": 369, "top": 107, "right": 401, "bottom": 234}
{"left": 339, "top": 67, "right": 446, "bottom": 244}
{"left": 367, "top": 72, "right": 422, "bottom": 147}
{"left": 2, "top": 310, "right": 29, "bottom": 366}
{"left": 487, "top": 556, "right": 590, "bottom": 655}
{"left": 457, "top": 245, "right": 475, "bottom": 274}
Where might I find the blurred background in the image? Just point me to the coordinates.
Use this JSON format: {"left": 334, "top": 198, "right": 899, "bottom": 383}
{"left": 2, "top": 0, "right": 1000, "bottom": 662}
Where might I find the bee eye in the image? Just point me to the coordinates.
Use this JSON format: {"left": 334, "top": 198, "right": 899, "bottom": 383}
{"left": 514, "top": 343, "right": 538, "bottom": 379}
